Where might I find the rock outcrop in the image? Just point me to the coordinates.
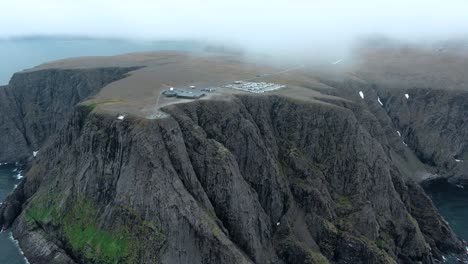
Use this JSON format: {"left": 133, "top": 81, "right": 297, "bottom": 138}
{"left": 0, "top": 67, "right": 139, "bottom": 163}
{"left": 0, "top": 64, "right": 467, "bottom": 264}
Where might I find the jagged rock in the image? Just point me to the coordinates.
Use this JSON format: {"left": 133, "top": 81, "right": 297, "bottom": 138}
{"left": 0, "top": 62, "right": 467, "bottom": 264}
{"left": 0, "top": 67, "right": 140, "bottom": 163}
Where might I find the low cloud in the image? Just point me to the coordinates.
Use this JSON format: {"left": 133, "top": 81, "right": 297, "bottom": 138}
{"left": 1, "top": 0, "right": 468, "bottom": 58}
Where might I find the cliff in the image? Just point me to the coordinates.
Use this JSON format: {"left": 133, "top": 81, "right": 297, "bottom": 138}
{"left": 0, "top": 67, "right": 140, "bottom": 163}
{"left": 0, "top": 53, "right": 467, "bottom": 263}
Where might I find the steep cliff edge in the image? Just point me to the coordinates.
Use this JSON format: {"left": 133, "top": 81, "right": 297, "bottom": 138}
{"left": 0, "top": 67, "right": 139, "bottom": 163}
{"left": 1, "top": 90, "right": 466, "bottom": 263}
{"left": 0, "top": 54, "right": 468, "bottom": 264}
{"left": 318, "top": 79, "right": 468, "bottom": 184}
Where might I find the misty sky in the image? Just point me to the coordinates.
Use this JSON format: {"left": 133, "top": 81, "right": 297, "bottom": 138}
{"left": 1, "top": 0, "right": 468, "bottom": 55}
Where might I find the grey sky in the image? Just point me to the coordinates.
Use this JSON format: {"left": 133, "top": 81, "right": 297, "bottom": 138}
{"left": 1, "top": 0, "right": 468, "bottom": 56}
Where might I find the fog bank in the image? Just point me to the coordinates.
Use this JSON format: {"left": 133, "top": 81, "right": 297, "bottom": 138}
{"left": 1, "top": 0, "right": 468, "bottom": 59}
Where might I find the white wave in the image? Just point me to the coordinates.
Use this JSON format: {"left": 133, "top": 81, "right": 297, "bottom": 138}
{"left": 8, "top": 232, "right": 31, "bottom": 264}
{"left": 15, "top": 172, "right": 23, "bottom": 180}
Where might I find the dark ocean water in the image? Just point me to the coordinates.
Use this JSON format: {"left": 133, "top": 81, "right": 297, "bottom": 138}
{"left": 424, "top": 179, "right": 468, "bottom": 263}
{"left": 0, "top": 163, "right": 28, "bottom": 264}
{"left": 0, "top": 37, "right": 198, "bottom": 263}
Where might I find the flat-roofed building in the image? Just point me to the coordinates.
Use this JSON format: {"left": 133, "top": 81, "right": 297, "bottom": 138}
{"left": 162, "top": 89, "right": 205, "bottom": 99}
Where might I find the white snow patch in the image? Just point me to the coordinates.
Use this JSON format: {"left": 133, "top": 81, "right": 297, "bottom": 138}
{"left": 276, "top": 222, "right": 280, "bottom": 226}
{"left": 117, "top": 115, "right": 125, "bottom": 120}
{"left": 189, "top": 85, "right": 196, "bottom": 88}
{"left": 359, "top": 91, "right": 364, "bottom": 99}
{"left": 405, "top": 93, "right": 409, "bottom": 99}
{"left": 15, "top": 172, "right": 23, "bottom": 180}
{"left": 377, "top": 97, "right": 383, "bottom": 106}
{"left": 455, "top": 159, "right": 463, "bottom": 162}
{"left": 456, "top": 184, "right": 464, "bottom": 189}
{"left": 397, "top": 131, "right": 401, "bottom": 137}
{"left": 403, "top": 141, "right": 408, "bottom": 147}
{"left": 13, "top": 184, "right": 18, "bottom": 189}
{"left": 442, "top": 255, "right": 447, "bottom": 262}
{"left": 332, "top": 59, "right": 343, "bottom": 65}
{"left": 12, "top": 168, "right": 18, "bottom": 172}
{"left": 9, "top": 232, "right": 30, "bottom": 264}
{"left": 33, "top": 151, "right": 39, "bottom": 157}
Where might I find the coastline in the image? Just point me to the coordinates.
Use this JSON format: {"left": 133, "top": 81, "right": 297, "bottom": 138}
{"left": 0, "top": 163, "right": 28, "bottom": 264}
{"left": 8, "top": 232, "right": 30, "bottom": 264}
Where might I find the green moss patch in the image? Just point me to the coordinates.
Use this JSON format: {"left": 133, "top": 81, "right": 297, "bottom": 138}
{"left": 62, "top": 200, "right": 129, "bottom": 264}
{"left": 25, "top": 192, "right": 61, "bottom": 226}
{"left": 336, "top": 196, "right": 352, "bottom": 210}
{"left": 83, "top": 102, "right": 98, "bottom": 112}
{"left": 25, "top": 195, "right": 165, "bottom": 264}
{"left": 354, "top": 235, "right": 395, "bottom": 263}
{"left": 275, "top": 236, "right": 329, "bottom": 264}
{"left": 323, "top": 220, "right": 338, "bottom": 235}
{"left": 82, "top": 98, "right": 122, "bottom": 113}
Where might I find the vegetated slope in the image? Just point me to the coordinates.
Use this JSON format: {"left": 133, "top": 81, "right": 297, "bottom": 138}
{"left": 0, "top": 67, "right": 140, "bottom": 163}
{"left": 1, "top": 82, "right": 466, "bottom": 263}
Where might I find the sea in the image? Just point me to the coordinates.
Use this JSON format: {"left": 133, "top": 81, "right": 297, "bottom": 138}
{"left": 0, "top": 37, "right": 467, "bottom": 263}
{"left": 0, "top": 163, "right": 28, "bottom": 264}
{"left": 0, "top": 37, "right": 200, "bottom": 85}
{"left": 424, "top": 179, "right": 468, "bottom": 263}
{"left": 0, "top": 37, "right": 199, "bottom": 263}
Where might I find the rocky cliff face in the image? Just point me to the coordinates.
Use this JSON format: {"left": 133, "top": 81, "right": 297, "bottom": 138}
{"left": 376, "top": 87, "right": 468, "bottom": 183}
{"left": 0, "top": 67, "right": 139, "bottom": 163}
{"left": 0, "top": 67, "right": 467, "bottom": 264}
{"left": 319, "top": 79, "right": 468, "bottom": 184}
